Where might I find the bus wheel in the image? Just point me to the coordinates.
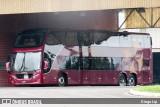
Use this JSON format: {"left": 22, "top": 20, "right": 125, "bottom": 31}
{"left": 58, "top": 74, "right": 66, "bottom": 87}
{"left": 128, "top": 74, "right": 136, "bottom": 86}
{"left": 119, "top": 74, "right": 127, "bottom": 86}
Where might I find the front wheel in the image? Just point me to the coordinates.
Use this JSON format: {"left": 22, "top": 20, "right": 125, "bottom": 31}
{"left": 58, "top": 74, "right": 67, "bottom": 87}
{"left": 118, "top": 74, "right": 127, "bottom": 86}
{"left": 128, "top": 74, "right": 136, "bottom": 86}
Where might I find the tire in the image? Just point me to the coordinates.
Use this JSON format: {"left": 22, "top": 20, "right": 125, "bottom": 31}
{"left": 58, "top": 74, "right": 66, "bottom": 87}
{"left": 119, "top": 74, "right": 127, "bottom": 86}
{"left": 128, "top": 74, "right": 136, "bottom": 86}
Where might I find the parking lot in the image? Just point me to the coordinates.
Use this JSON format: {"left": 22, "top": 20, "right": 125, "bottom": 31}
{"left": 0, "top": 86, "right": 153, "bottom": 98}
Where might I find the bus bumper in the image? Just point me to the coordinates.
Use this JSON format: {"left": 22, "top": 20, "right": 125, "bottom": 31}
{"left": 8, "top": 76, "right": 42, "bottom": 86}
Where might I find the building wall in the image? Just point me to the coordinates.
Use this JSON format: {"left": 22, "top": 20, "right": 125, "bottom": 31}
{"left": 123, "top": 8, "right": 160, "bottom": 28}
{"left": 0, "top": 0, "right": 160, "bottom": 14}
{"left": 0, "top": 32, "right": 17, "bottom": 86}
{"left": 0, "top": 10, "right": 118, "bottom": 32}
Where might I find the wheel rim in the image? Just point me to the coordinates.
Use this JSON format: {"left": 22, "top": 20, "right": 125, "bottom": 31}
{"left": 58, "top": 76, "right": 65, "bottom": 86}
{"left": 129, "top": 77, "right": 135, "bottom": 86}
{"left": 119, "top": 75, "right": 126, "bottom": 86}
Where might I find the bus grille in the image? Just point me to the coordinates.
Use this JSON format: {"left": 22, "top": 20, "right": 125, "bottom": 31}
{"left": 16, "top": 74, "right": 33, "bottom": 79}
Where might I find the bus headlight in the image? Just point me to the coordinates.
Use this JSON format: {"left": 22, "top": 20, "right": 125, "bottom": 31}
{"left": 32, "top": 74, "right": 40, "bottom": 79}
{"left": 10, "top": 75, "right": 16, "bottom": 80}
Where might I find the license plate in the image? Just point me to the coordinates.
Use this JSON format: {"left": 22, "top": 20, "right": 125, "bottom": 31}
{"left": 22, "top": 80, "right": 26, "bottom": 83}
{"left": 24, "top": 74, "right": 28, "bottom": 79}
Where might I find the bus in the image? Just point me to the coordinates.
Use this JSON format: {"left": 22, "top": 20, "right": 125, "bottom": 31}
{"left": 6, "top": 29, "right": 152, "bottom": 86}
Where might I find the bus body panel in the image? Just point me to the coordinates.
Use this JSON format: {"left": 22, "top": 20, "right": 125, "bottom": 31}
{"left": 6, "top": 29, "right": 152, "bottom": 86}
{"left": 82, "top": 70, "right": 90, "bottom": 85}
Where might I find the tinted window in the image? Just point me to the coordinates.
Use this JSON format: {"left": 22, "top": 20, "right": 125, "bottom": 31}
{"left": 46, "top": 31, "right": 112, "bottom": 46}
{"left": 111, "top": 57, "right": 121, "bottom": 70}
{"left": 71, "top": 57, "right": 79, "bottom": 70}
{"left": 103, "top": 57, "right": 111, "bottom": 70}
{"left": 92, "top": 57, "right": 121, "bottom": 70}
{"left": 15, "top": 33, "right": 45, "bottom": 48}
{"left": 46, "top": 32, "right": 78, "bottom": 46}
{"left": 92, "top": 57, "right": 111, "bottom": 70}
{"left": 60, "top": 57, "right": 71, "bottom": 70}
{"left": 82, "top": 57, "right": 90, "bottom": 70}
{"left": 59, "top": 57, "right": 121, "bottom": 70}
{"left": 59, "top": 56, "right": 79, "bottom": 70}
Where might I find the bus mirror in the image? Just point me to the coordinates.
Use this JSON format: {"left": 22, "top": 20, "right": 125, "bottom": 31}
{"left": 44, "top": 61, "right": 49, "bottom": 70}
{"left": 6, "top": 62, "right": 10, "bottom": 72}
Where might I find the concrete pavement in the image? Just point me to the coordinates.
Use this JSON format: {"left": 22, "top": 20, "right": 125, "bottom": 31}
{"left": 0, "top": 86, "right": 129, "bottom": 98}
{"left": 0, "top": 86, "right": 155, "bottom": 98}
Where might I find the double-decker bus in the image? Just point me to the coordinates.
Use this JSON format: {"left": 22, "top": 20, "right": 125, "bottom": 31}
{"left": 6, "top": 29, "right": 152, "bottom": 86}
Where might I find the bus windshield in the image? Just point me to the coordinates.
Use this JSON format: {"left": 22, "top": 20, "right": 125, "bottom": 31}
{"left": 15, "top": 33, "right": 45, "bottom": 48}
{"left": 10, "top": 52, "right": 41, "bottom": 72}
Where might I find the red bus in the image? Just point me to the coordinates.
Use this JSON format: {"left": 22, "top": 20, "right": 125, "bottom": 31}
{"left": 6, "top": 29, "right": 152, "bottom": 86}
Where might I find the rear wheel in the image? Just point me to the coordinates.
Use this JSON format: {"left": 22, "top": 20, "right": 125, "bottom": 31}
{"left": 119, "top": 74, "right": 127, "bottom": 86}
{"left": 58, "top": 74, "right": 67, "bottom": 87}
{"left": 128, "top": 74, "right": 136, "bottom": 86}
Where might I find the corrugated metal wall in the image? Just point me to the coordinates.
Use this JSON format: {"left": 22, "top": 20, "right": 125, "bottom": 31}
{"left": 125, "top": 8, "right": 160, "bottom": 28}
{"left": 0, "top": 0, "right": 160, "bottom": 14}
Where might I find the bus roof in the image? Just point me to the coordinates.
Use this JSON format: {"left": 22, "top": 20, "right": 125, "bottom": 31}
{"left": 18, "top": 28, "right": 150, "bottom": 36}
{"left": 18, "top": 28, "right": 49, "bottom": 35}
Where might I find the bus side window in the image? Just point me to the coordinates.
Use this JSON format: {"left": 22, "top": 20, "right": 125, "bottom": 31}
{"left": 43, "top": 52, "right": 51, "bottom": 73}
{"left": 111, "top": 57, "right": 121, "bottom": 70}
{"left": 101, "top": 57, "right": 111, "bottom": 70}
{"left": 60, "top": 56, "right": 71, "bottom": 70}
{"left": 71, "top": 56, "right": 79, "bottom": 70}
{"left": 46, "top": 33, "right": 60, "bottom": 45}
{"left": 92, "top": 57, "right": 102, "bottom": 70}
{"left": 60, "top": 56, "right": 80, "bottom": 70}
{"left": 92, "top": 57, "right": 111, "bottom": 70}
{"left": 82, "top": 57, "right": 90, "bottom": 70}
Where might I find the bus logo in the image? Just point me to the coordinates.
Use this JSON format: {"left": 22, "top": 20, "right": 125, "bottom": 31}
{"left": 2, "top": 99, "right": 11, "bottom": 104}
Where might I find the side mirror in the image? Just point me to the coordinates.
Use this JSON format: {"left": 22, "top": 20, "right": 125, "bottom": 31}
{"left": 6, "top": 62, "right": 10, "bottom": 72}
{"left": 44, "top": 61, "right": 49, "bottom": 70}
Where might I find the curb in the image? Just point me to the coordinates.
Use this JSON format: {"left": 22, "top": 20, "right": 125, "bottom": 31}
{"left": 130, "top": 89, "right": 160, "bottom": 97}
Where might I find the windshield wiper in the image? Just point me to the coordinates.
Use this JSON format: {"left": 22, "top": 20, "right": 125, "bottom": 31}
{"left": 32, "top": 69, "right": 40, "bottom": 72}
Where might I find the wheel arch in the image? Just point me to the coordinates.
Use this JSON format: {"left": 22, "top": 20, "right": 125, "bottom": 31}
{"left": 58, "top": 72, "right": 68, "bottom": 85}
{"left": 119, "top": 71, "right": 127, "bottom": 81}
{"left": 118, "top": 71, "right": 128, "bottom": 86}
